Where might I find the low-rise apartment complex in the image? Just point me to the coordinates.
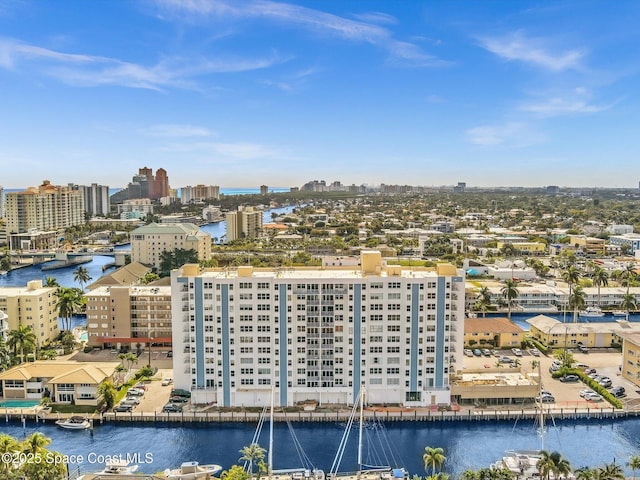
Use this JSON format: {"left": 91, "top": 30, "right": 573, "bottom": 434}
{"left": 171, "top": 251, "right": 465, "bottom": 408}
{"left": 464, "top": 317, "right": 524, "bottom": 348}
{"left": 86, "top": 286, "right": 172, "bottom": 350}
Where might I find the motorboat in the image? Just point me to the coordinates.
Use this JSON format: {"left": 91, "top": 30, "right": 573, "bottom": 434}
{"left": 579, "top": 306, "right": 605, "bottom": 317}
{"left": 55, "top": 416, "right": 90, "bottom": 430}
{"left": 612, "top": 311, "right": 627, "bottom": 317}
{"left": 99, "top": 459, "right": 139, "bottom": 475}
{"left": 164, "top": 461, "right": 223, "bottom": 479}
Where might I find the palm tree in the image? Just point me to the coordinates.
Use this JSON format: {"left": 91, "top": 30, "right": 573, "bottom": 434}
{"left": 423, "top": 446, "right": 446, "bottom": 477}
{"left": 239, "top": 443, "right": 266, "bottom": 474}
{"left": 476, "top": 287, "right": 492, "bottom": 318}
{"left": 591, "top": 267, "right": 609, "bottom": 307}
{"left": 537, "top": 451, "right": 555, "bottom": 480}
{"left": 73, "top": 266, "right": 92, "bottom": 292}
{"left": 553, "top": 453, "right": 571, "bottom": 480}
{"left": 21, "top": 432, "right": 51, "bottom": 455}
{"left": 574, "top": 467, "right": 596, "bottom": 480}
{"left": 6, "top": 325, "right": 37, "bottom": 363}
{"left": 0, "top": 433, "right": 19, "bottom": 477}
{"left": 0, "top": 336, "right": 10, "bottom": 371}
{"left": 562, "top": 265, "right": 581, "bottom": 313}
{"left": 615, "top": 262, "right": 637, "bottom": 295}
{"left": 621, "top": 293, "right": 637, "bottom": 322}
{"left": 628, "top": 455, "right": 640, "bottom": 480}
{"left": 501, "top": 279, "right": 519, "bottom": 320}
{"left": 596, "top": 463, "right": 624, "bottom": 480}
{"left": 569, "top": 285, "right": 586, "bottom": 323}
{"left": 55, "top": 287, "right": 83, "bottom": 331}
{"left": 44, "top": 276, "right": 59, "bottom": 287}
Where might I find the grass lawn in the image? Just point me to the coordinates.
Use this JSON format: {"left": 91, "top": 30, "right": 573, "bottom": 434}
{"left": 50, "top": 404, "right": 97, "bottom": 414}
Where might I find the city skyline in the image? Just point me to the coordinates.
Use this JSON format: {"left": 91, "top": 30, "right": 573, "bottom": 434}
{"left": 1, "top": 1, "right": 639, "bottom": 188}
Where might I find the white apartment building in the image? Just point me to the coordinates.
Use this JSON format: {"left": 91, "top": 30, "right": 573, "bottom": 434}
{"left": 76, "top": 183, "right": 110, "bottom": 217}
{"left": 171, "top": 251, "right": 465, "bottom": 408}
{"left": 130, "top": 222, "right": 212, "bottom": 269}
{"left": 0, "top": 309, "right": 8, "bottom": 341}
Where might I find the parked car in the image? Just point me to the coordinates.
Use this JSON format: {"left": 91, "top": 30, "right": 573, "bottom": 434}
{"left": 473, "top": 349, "right": 482, "bottom": 357}
{"left": 598, "top": 378, "right": 613, "bottom": 388}
{"left": 170, "top": 389, "right": 191, "bottom": 398}
{"left": 499, "top": 356, "right": 513, "bottom": 364}
{"left": 162, "top": 403, "right": 183, "bottom": 413}
{"left": 549, "top": 364, "right": 561, "bottom": 373}
{"left": 122, "top": 396, "right": 140, "bottom": 405}
{"left": 559, "top": 375, "right": 580, "bottom": 382}
{"left": 134, "top": 383, "right": 147, "bottom": 390}
{"left": 583, "top": 392, "right": 603, "bottom": 402}
{"left": 169, "top": 396, "right": 190, "bottom": 404}
{"left": 583, "top": 368, "right": 596, "bottom": 375}
{"left": 579, "top": 388, "right": 596, "bottom": 398}
{"left": 464, "top": 349, "right": 473, "bottom": 357}
{"left": 492, "top": 350, "right": 500, "bottom": 357}
{"left": 511, "top": 348, "right": 523, "bottom": 357}
{"left": 529, "top": 348, "right": 541, "bottom": 357}
{"left": 610, "top": 386, "right": 626, "bottom": 398}
{"left": 536, "top": 394, "right": 555, "bottom": 403}
{"left": 161, "top": 378, "right": 173, "bottom": 386}
{"left": 481, "top": 349, "right": 492, "bottom": 357}
{"left": 127, "top": 388, "right": 144, "bottom": 396}
{"left": 167, "top": 350, "right": 173, "bottom": 358}
{"left": 114, "top": 404, "right": 132, "bottom": 413}
{"left": 577, "top": 345, "right": 589, "bottom": 354}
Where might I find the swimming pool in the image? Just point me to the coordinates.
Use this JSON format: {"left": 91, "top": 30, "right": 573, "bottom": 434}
{"left": 0, "top": 400, "right": 40, "bottom": 408}
{"left": 80, "top": 332, "right": 88, "bottom": 342}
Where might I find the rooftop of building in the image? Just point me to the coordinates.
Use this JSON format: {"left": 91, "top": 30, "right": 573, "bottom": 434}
{"left": 527, "top": 314, "right": 640, "bottom": 335}
{"left": 88, "top": 262, "right": 151, "bottom": 290}
{"left": 0, "top": 280, "right": 55, "bottom": 296}
{"left": 88, "top": 284, "right": 171, "bottom": 296}
{"left": 0, "top": 360, "right": 120, "bottom": 383}
{"left": 131, "top": 222, "right": 201, "bottom": 235}
{"left": 464, "top": 317, "right": 524, "bottom": 334}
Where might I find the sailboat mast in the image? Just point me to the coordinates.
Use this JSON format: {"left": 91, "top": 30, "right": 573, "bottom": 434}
{"left": 269, "top": 387, "right": 274, "bottom": 477}
{"left": 357, "top": 387, "right": 364, "bottom": 469}
{"left": 538, "top": 361, "right": 544, "bottom": 451}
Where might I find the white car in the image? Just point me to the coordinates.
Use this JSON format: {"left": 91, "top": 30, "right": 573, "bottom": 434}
{"left": 161, "top": 378, "right": 173, "bottom": 386}
{"left": 584, "top": 392, "right": 603, "bottom": 402}
{"left": 511, "top": 348, "right": 523, "bottom": 357}
{"left": 464, "top": 349, "right": 473, "bottom": 357}
{"left": 127, "top": 388, "right": 144, "bottom": 396}
{"left": 529, "top": 348, "right": 541, "bottom": 357}
{"left": 579, "top": 388, "right": 596, "bottom": 398}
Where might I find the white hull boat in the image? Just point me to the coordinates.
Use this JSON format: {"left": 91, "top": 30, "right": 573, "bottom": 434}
{"left": 579, "top": 307, "right": 605, "bottom": 317}
{"left": 164, "top": 461, "right": 222, "bottom": 479}
{"left": 55, "top": 416, "right": 90, "bottom": 430}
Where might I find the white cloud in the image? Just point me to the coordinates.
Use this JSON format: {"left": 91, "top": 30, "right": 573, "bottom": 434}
{"left": 141, "top": 124, "right": 213, "bottom": 137}
{"left": 151, "top": 0, "right": 448, "bottom": 67}
{"left": 519, "top": 88, "right": 613, "bottom": 117}
{"left": 478, "top": 31, "right": 585, "bottom": 71}
{"left": 0, "top": 37, "right": 286, "bottom": 90}
{"left": 466, "top": 122, "right": 545, "bottom": 147}
{"left": 159, "top": 141, "right": 282, "bottom": 160}
{"left": 352, "top": 11, "right": 398, "bottom": 26}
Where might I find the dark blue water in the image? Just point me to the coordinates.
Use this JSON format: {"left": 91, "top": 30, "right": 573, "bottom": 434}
{"left": 1, "top": 418, "right": 638, "bottom": 476}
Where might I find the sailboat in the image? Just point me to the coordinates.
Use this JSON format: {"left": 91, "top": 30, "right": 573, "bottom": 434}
{"left": 330, "top": 388, "right": 409, "bottom": 480}
{"left": 491, "top": 365, "right": 574, "bottom": 479}
{"left": 251, "top": 389, "right": 324, "bottom": 480}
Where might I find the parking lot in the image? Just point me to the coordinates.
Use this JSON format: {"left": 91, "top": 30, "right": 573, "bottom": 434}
{"left": 462, "top": 349, "right": 640, "bottom": 409}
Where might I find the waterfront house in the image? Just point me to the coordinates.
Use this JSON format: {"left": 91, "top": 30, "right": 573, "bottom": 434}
{"left": 464, "top": 317, "right": 524, "bottom": 349}
{"left": 0, "top": 360, "right": 120, "bottom": 406}
{"left": 527, "top": 315, "right": 640, "bottom": 348}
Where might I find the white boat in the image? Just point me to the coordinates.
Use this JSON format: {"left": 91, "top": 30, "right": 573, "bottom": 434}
{"left": 164, "top": 461, "right": 223, "bottom": 479}
{"left": 613, "top": 311, "right": 627, "bottom": 317}
{"left": 579, "top": 306, "right": 605, "bottom": 317}
{"left": 55, "top": 416, "right": 90, "bottom": 430}
{"left": 99, "top": 459, "right": 139, "bottom": 475}
{"left": 330, "top": 389, "right": 408, "bottom": 480}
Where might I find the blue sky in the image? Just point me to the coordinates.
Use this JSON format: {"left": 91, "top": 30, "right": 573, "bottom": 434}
{"left": 1, "top": 0, "right": 639, "bottom": 189}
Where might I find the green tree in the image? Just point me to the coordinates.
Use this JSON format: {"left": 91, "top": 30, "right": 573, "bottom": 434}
{"left": 239, "top": 443, "right": 267, "bottom": 474}
{"left": 54, "top": 287, "right": 83, "bottom": 331}
{"left": 221, "top": 465, "right": 251, "bottom": 480}
{"left": 98, "top": 380, "right": 117, "bottom": 410}
{"left": 159, "top": 248, "right": 199, "bottom": 277}
{"left": 73, "top": 266, "right": 92, "bottom": 291}
{"left": 621, "top": 293, "right": 638, "bottom": 322}
{"left": 19, "top": 433, "right": 67, "bottom": 480}
{"left": 574, "top": 467, "right": 596, "bottom": 480}
{"left": 561, "top": 265, "right": 581, "bottom": 312}
{"left": 618, "top": 262, "right": 638, "bottom": 295}
{"left": 596, "top": 463, "right": 624, "bottom": 480}
{"left": 422, "top": 446, "right": 446, "bottom": 477}
{"left": 7, "top": 324, "right": 37, "bottom": 363}
{"left": 476, "top": 286, "right": 492, "bottom": 318}
{"left": 501, "top": 279, "right": 519, "bottom": 320}
{"left": 140, "top": 272, "right": 160, "bottom": 285}
{"left": 591, "top": 267, "right": 609, "bottom": 307}
{"left": 628, "top": 455, "right": 640, "bottom": 480}
{"left": 44, "top": 276, "right": 59, "bottom": 287}
{"left": 568, "top": 285, "right": 586, "bottom": 323}
{"left": 0, "top": 433, "right": 19, "bottom": 477}
{"left": 536, "top": 451, "right": 555, "bottom": 480}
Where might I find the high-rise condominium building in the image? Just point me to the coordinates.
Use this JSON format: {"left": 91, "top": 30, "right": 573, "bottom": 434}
{"left": 0, "top": 280, "right": 59, "bottom": 343}
{"left": 77, "top": 183, "right": 110, "bottom": 217}
{"left": 130, "top": 223, "right": 211, "bottom": 269}
{"left": 0, "top": 185, "right": 4, "bottom": 218}
{"left": 260, "top": 185, "right": 268, "bottom": 195}
{"left": 85, "top": 286, "right": 172, "bottom": 350}
{"left": 181, "top": 185, "right": 220, "bottom": 204}
{"left": 171, "top": 251, "right": 465, "bottom": 407}
{"left": 225, "top": 206, "right": 263, "bottom": 242}
{"left": 5, "top": 181, "right": 84, "bottom": 247}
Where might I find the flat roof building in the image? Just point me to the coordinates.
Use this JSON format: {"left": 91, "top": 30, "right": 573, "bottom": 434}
{"left": 0, "top": 280, "right": 59, "bottom": 343}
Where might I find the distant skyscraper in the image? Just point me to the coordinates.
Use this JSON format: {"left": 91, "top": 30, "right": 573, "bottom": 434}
{"left": 0, "top": 185, "right": 4, "bottom": 218}
{"left": 111, "top": 167, "right": 170, "bottom": 203}
{"left": 180, "top": 185, "right": 220, "bottom": 203}
{"left": 260, "top": 185, "right": 268, "bottom": 195}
